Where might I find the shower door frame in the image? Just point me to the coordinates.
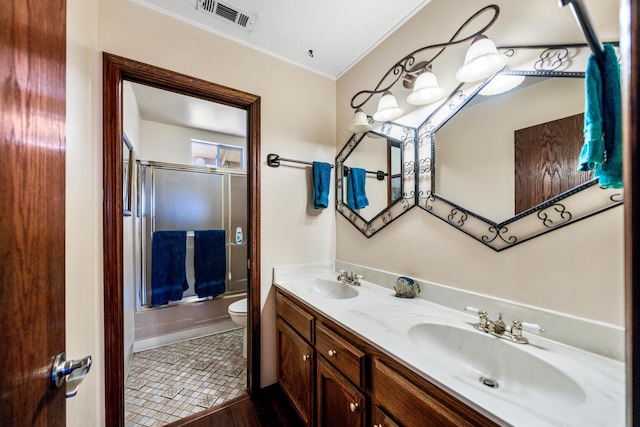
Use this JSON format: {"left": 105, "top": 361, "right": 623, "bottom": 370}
{"left": 103, "top": 52, "right": 262, "bottom": 426}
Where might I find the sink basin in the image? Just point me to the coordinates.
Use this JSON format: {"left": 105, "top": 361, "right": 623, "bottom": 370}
{"left": 407, "top": 323, "right": 586, "bottom": 407}
{"left": 296, "top": 278, "right": 361, "bottom": 300}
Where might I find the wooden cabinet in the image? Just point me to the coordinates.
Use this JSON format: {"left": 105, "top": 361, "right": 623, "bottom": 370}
{"left": 373, "top": 358, "right": 482, "bottom": 427}
{"left": 275, "top": 288, "right": 499, "bottom": 427}
{"left": 372, "top": 406, "right": 400, "bottom": 427}
{"left": 315, "top": 323, "right": 364, "bottom": 388}
{"left": 276, "top": 318, "right": 314, "bottom": 426}
{"left": 317, "top": 357, "right": 365, "bottom": 427}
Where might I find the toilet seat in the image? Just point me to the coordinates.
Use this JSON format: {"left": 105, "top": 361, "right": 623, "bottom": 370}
{"left": 228, "top": 298, "right": 247, "bottom": 315}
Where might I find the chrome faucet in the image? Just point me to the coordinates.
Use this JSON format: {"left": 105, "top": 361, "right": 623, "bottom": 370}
{"left": 337, "top": 270, "right": 363, "bottom": 286}
{"left": 464, "top": 307, "right": 544, "bottom": 344}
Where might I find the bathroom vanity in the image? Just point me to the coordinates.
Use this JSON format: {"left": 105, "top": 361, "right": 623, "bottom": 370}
{"left": 276, "top": 288, "right": 498, "bottom": 426}
{"left": 273, "top": 263, "right": 624, "bottom": 427}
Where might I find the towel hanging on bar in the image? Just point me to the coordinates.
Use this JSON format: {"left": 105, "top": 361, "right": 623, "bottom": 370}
{"left": 343, "top": 165, "right": 387, "bottom": 181}
{"left": 151, "top": 231, "right": 189, "bottom": 306}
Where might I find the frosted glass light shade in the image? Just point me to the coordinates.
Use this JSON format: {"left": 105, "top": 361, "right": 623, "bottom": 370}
{"left": 348, "top": 108, "right": 373, "bottom": 133}
{"left": 456, "top": 35, "right": 507, "bottom": 82}
{"left": 406, "top": 70, "right": 447, "bottom": 105}
{"left": 373, "top": 91, "right": 404, "bottom": 122}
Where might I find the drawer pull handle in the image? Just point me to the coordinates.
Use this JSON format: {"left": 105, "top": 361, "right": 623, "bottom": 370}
{"left": 302, "top": 354, "right": 310, "bottom": 362}
{"left": 328, "top": 349, "right": 337, "bottom": 357}
{"left": 349, "top": 402, "right": 359, "bottom": 412}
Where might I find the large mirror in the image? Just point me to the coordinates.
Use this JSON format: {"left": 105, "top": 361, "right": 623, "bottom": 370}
{"left": 336, "top": 123, "right": 416, "bottom": 237}
{"left": 416, "top": 45, "right": 623, "bottom": 250}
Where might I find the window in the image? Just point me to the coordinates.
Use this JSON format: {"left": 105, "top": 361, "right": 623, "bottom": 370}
{"left": 191, "top": 140, "right": 245, "bottom": 170}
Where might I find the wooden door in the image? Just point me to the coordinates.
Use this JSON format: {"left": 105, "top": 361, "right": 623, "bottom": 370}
{"left": 0, "top": 0, "right": 67, "bottom": 425}
{"left": 316, "top": 357, "right": 365, "bottom": 427}
{"left": 276, "top": 318, "right": 314, "bottom": 426}
{"left": 514, "top": 113, "right": 591, "bottom": 214}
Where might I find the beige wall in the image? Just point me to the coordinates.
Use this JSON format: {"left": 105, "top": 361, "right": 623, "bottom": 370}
{"left": 66, "top": 0, "right": 104, "bottom": 424}
{"left": 122, "top": 81, "right": 141, "bottom": 376}
{"left": 336, "top": 0, "right": 624, "bottom": 326}
{"left": 137, "top": 119, "right": 246, "bottom": 164}
{"left": 66, "top": 0, "right": 336, "bottom": 425}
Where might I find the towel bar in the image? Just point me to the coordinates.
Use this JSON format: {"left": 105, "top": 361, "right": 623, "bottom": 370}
{"left": 267, "top": 153, "right": 334, "bottom": 168}
{"left": 343, "top": 165, "right": 387, "bottom": 181}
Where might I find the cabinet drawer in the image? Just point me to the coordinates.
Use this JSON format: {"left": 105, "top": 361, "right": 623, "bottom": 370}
{"left": 276, "top": 291, "right": 314, "bottom": 342}
{"left": 315, "top": 322, "right": 364, "bottom": 388}
{"left": 373, "top": 358, "right": 486, "bottom": 427}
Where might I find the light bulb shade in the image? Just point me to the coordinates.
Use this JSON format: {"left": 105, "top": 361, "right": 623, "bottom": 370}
{"left": 372, "top": 91, "right": 404, "bottom": 122}
{"left": 348, "top": 109, "right": 373, "bottom": 133}
{"left": 479, "top": 74, "right": 525, "bottom": 96}
{"left": 456, "top": 35, "right": 507, "bottom": 82}
{"left": 406, "top": 71, "right": 447, "bottom": 105}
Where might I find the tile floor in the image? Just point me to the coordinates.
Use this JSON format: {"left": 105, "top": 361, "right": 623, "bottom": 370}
{"left": 125, "top": 328, "right": 247, "bottom": 426}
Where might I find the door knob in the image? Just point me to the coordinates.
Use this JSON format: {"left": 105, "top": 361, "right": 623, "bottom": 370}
{"left": 328, "top": 349, "right": 337, "bottom": 357}
{"left": 349, "top": 402, "right": 359, "bottom": 412}
{"left": 51, "top": 352, "right": 93, "bottom": 398}
{"left": 302, "top": 354, "right": 310, "bottom": 362}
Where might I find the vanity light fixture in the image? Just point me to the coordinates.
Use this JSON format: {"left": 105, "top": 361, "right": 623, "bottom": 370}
{"left": 348, "top": 5, "right": 505, "bottom": 132}
{"left": 406, "top": 66, "right": 447, "bottom": 105}
{"left": 455, "top": 35, "right": 508, "bottom": 82}
{"left": 348, "top": 108, "right": 373, "bottom": 133}
{"left": 372, "top": 91, "right": 405, "bottom": 122}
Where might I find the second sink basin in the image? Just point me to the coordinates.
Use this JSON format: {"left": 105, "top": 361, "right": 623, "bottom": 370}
{"left": 407, "top": 322, "right": 586, "bottom": 408}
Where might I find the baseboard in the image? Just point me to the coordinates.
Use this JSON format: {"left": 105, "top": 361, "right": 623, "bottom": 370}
{"left": 132, "top": 319, "right": 240, "bottom": 353}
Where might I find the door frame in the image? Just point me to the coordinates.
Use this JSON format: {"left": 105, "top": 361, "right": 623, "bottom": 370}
{"left": 624, "top": 0, "right": 640, "bottom": 423}
{"left": 102, "top": 53, "right": 261, "bottom": 426}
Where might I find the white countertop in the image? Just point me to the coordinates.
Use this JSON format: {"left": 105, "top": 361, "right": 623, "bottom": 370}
{"left": 273, "top": 265, "right": 625, "bottom": 427}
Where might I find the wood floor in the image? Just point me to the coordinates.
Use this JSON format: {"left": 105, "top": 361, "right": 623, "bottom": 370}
{"left": 166, "top": 384, "right": 303, "bottom": 427}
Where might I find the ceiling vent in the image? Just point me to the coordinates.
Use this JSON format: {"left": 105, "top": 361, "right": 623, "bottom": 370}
{"left": 196, "top": 0, "right": 256, "bottom": 32}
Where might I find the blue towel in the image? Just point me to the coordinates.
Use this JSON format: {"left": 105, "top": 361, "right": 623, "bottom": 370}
{"left": 151, "top": 231, "right": 188, "bottom": 306}
{"left": 194, "top": 230, "right": 226, "bottom": 299}
{"left": 312, "top": 161, "right": 331, "bottom": 209}
{"left": 578, "top": 44, "right": 622, "bottom": 188}
{"left": 347, "top": 167, "right": 369, "bottom": 210}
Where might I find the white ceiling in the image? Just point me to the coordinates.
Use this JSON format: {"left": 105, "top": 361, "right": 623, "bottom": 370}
{"left": 129, "top": 0, "right": 431, "bottom": 79}
{"left": 127, "top": 0, "right": 619, "bottom": 137}
{"left": 130, "top": 82, "right": 247, "bottom": 137}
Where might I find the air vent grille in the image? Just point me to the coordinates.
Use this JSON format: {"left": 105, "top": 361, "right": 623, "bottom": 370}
{"left": 215, "top": 3, "right": 237, "bottom": 22}
{"left": 196, "top": 0, "right": 256, "bottom": 32}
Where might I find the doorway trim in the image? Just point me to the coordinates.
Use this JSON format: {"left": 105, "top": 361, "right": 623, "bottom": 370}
{"left": 103, "top": 53, "right": 261, "bottom": 426}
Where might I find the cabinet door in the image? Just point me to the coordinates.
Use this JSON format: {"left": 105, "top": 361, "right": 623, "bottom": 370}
{"left": 372, "top": 405, "right": 400, "bottom": 427}
{"left": 277, "top": 318, "right": 314, "bottom": 426}
{"left": 317, "top": 357, "right": 365, "bottom": 427}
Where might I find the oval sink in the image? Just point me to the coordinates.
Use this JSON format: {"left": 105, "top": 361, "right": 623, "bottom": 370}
{"left": 296, "top": 278, "right": 360, "bottom": 300}
{"left": 407, "top": 323, "right": 586, "bottom": 407}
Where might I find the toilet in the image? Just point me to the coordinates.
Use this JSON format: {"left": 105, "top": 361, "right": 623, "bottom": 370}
{"left": 228, "top": 298, "right": 248, "bottom": 358}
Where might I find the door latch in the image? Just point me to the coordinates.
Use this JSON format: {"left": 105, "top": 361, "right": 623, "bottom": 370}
{"left": 51, "top": 352, "right": 92, "bottom": 398}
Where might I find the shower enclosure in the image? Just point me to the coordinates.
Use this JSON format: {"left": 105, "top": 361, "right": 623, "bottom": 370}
{"left": 132, "top": 161, "right": 247, "bottom": 346}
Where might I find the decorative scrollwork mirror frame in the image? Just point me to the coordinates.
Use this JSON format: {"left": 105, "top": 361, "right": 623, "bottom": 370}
{"left": 336, "top": 123, "right": 417, "bottom": 237}
{"left": 415, "top": 44, "right": 623, "bottom": 251}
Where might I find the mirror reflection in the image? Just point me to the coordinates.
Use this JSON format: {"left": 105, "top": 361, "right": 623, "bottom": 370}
{"left": 336, "top": 124, "right": 416, "bottom": 237}
{"left": 341, "top": 133, "right": 403, "bottom": 221}
{"left": 434, "top": 74, "right": 593, "bottom": 222}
